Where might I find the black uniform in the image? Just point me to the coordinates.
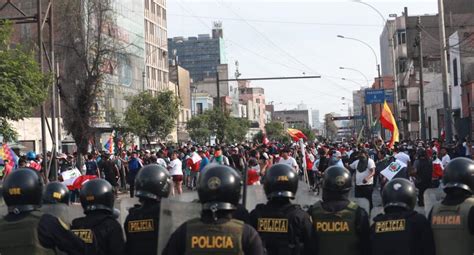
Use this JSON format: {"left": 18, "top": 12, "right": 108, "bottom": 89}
{"left": 233, "top": 204, "right": 250, "bottom": 223}
{"left": 71, "top": 210, "right": 125, "bottom": 255}
{"left": 124, "top": 202, "right": 160, "bottom": 255}
{"left": 250, "top": 200, "right": 314, "bottom": 255}
{"left": 163, "top": 211, "right": 264, "bottom": 255}
{"left": 371, "top": 208, "right": 435, "bottom": 255}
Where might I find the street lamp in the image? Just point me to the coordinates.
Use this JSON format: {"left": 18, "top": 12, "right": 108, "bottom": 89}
{"left": 339, "top": 67, "right": 370, "bottom": 87}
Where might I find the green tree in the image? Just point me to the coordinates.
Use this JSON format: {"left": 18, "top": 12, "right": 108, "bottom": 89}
{"left": 301, "top": 127, "right": 316, "bottom": 142}
{"left": 324, "top": 113, "right": 338, "bottom": 140}
{"left": 0, "top": 22, "right": 50, "bottom": 142}
{"left": 187, "top": 109, "right": 250, "bottom": 144}
{"left": 124, "top": 91, "right": 180, "bottom": 145}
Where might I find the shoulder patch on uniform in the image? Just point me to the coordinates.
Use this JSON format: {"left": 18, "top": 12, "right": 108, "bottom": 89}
{"left": 128, "top": 219, "right": 155, "bottom": 232}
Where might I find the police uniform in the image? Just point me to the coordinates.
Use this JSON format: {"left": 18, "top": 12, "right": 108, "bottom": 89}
{"left": 371, "top": 178, "right": 435, "bottom": 255}
{"left": 308, "top": 166, "right": 370, "bottom": 255}
{"left": 124, "top": 164, "right": 172, "bottom": 255}
{"left": 249, "top": 163, "right": 314, "bottom": 255}
{"left": 163, "top": 164, "right": 264, "bottom": 255}
{"left": 430, "top": 158, "right": 474, "bottom": 255}
{"left": 71, "top": 178, "right": 125, "bottom": 255}
{"left": 250, "top": 201, "right": 314, "bottom": 255}
{"left": 0, "top": 168, "right": 86, "bottom": 255}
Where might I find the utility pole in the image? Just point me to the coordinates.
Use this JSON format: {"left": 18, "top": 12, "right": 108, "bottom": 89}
{"left": 438, "top": 0, "right": 453, "bottom": 143}
{"left": 216, "top": 71, "right": 221, "bottom": 109}
{"left": 417, "top": 17, "right": 427, "bottom": 140}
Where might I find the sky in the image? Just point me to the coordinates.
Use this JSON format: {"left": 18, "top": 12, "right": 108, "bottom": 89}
{"left": 167, "top": 0, "right": 439, "bottom": 121}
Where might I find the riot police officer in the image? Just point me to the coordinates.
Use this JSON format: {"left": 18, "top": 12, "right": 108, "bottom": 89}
{"left": 163, "top": 164, "right": 264, "bottom": 255}
{"left": 371, "top": 178, "right": 435, "bottom": 255}
{"left": 71, "top": 178, "right": 125, "bottom": 255}
{"left": 0, "top": 168, "right": 86, "bottom": 255}
{"left": 124, "top": 164, "right": 171, "bottom": 255}
{"left": 41, "top": 181, "right": 72, "bottom": 225}
{"left": 249, "top": 163, "right": 315, "bottom": 255}
{"left": 307, "top": 165, "right": 370, "bottom": 255}
{"left": 430, "top": 157, "right": 474, "bottom": 255}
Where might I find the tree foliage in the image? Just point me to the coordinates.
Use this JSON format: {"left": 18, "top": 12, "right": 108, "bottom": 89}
{"left": 56, "top": 0, "right": 118, "bottom": 153}
{"left": 0, "top": 22, "right": 50, "bottom": 142}
{"left": 264, "top": 121, "right": 290, "bottom": 143}
{"left": 300, "top": 127, "right": 316, "bottom": 142}
{"left": 124, "top": 91, "right": 180, "bottom": 144}
{"left": 187, "top": 109, "right": 250, "bottom": 144}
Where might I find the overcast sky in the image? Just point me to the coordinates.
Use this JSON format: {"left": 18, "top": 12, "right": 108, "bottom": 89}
{"left": 167, "top": 0, "right": 439, "bottom": 120}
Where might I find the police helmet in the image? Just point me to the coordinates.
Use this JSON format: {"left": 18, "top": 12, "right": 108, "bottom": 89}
{"left": 2, "top": 168, "right": 43, "bottom": 214}
{"left": 322, "top": 166, "right": 352, "bottom": 192}
{"left": 443, "top": 157, "right": 474, "bottom": 194}
{"left": 26, "top": 151, "right": 36, "bottom": 160}
{"left": 135, "top": 164, "right": 172, "bottom": 201}
{"left": 43, "top": 182, "right": 70, "bottom": 205}
{"left": 197, "top": 164, "right": 242, "bottom": 211}
{"left": 382, "top": 178, "right": 416, "bottom": 211}
{"left": 79, "top": 179, "right": 114, "bottom": 214}
{"left": 264, "top": 164, "right": 298, "bottom": 199}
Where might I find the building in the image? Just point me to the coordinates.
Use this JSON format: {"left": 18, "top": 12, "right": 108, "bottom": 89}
{"left": 169, "top": 65, "right": 192, "bottom": 142}
{"left": 168, "top": 22, "right": 226, "bottom": 83}
{"left": 311, "top": 109, "right": 320, "bottom": 129}
{"left": 238, "top": 81, "right": 267, "bottom": 131}
{"left": 145, "top": 0, "right": 169, "bottom": 93}
{"left": 273, "top": 110, "right": 311, "bottom": 129}
{"left": 379, "top": 7, "right": 474, "bottom": 140}
{"left": 192, "top": 93, "right": 214, "bottom": 115}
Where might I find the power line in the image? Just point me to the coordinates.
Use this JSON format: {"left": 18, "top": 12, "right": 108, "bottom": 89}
{"left": 169, "top": 13, "right": 381, "bottom": 27}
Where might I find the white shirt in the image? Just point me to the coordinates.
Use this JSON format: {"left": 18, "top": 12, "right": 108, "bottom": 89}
{"left": 169, "top": 158, "right": 183, "bottom": 176}
{"left": 278, "top": 157, "right": 299, "bottom": 171}
{"left": 350, "top": 158, "right": 376, "bottom": 186}
{"left": 394, "top": 152, "right": 411, "bottom": 165}
{"left": 441, "top": 154, "right": 451, "bottom": 168}
{"left": 157, "top": 158, "right": 167, "bottom": 168}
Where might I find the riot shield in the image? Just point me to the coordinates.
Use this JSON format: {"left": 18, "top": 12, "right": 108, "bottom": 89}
{"left": 170, "top": 191, "right": 199, "bottom": 203}
{"left": 116, "top": 197, "right": 139, "bottom": 226}
{"left": 423, "top": 188, "right": 445, "bottom": 217}
{"left": 157, "top": 198, "right": 201, "bottom": 255}
{"left": 294, "top": 181, "right": 320, "bottom": 208}
{"left": 352, "top": 198, "right": 370, "bottom": 215}
{"left": 39, "top": 203, "right": 85, "bottom": 226}
{"left": 244, "top": 185, "right": 267, "bottom": 211}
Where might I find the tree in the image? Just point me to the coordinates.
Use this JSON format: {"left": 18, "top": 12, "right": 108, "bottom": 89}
{"left": 264, "top": 121, "right": 290, "bottom": 143}
{"left": 56, "top": 0, "right": 118, "bottom": 154}
{"left": 301, "top": 127, "right": 316, "bottom": 142}
{"left": 124, "top": 91, "right": 180, "bottom": 145}
{"left": 187, "top": 109, "right": 250, "bottom": 144}
{"left": 0, "top": 22, "right": 50, "bottom": 142}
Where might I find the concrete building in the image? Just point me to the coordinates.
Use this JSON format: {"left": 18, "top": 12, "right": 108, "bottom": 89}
{"left": 168, "top": 22, "right": 226, "bottom": 83}
{"left": 145, "top": 0, "right": 169, "bottom": 93}
{"left": 311, "top": 109, "right": 321, "bottom": 129}
{"left": 169, "top": 65, "right": 192, "bottom": 142}
{"left": 192, "top": 93, "right": 214, "bottom": 115}
{"left": 379, "top": 8, "right": 472, "bottom": 140}
{"left": 238, "top": 81, "right": 267, "bottom": 131}
{"left": 273, "top": 110, "right": 311, "bottom": 129}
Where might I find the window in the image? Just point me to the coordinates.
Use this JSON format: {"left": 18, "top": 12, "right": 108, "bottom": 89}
{"left": 145, "top": 0, "right": 149, "bottom": 10}
{"left": 397, "top": 30, "right": 406, "bottom": 45}
{"left": 197, "top": 103, "right": 203, "bottom": 114}
{"left": 398, "top": 58, "right": 407, "bottom": 73}
{"left": 256, "top": 99, "right": 260, "bottom": 104}
{"left": 151, "top": 2, "right": 155, "bottom": 14}
{"left": 409, "top": 105, "right": 419, "bottom": 121}
{"left": 453, "top": 58, "right": 459, "bottom": 86}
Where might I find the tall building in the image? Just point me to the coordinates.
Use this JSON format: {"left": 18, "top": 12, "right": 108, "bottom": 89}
{"left": 145, "top": 0, "right": 169, "bottom": 93}
{"left": 311, "top": 109, "right": 320, "bottom": 129}
{"left": 168, "top": 22, "right": 226, "bottom": 83}
{"left": 273, "top": 110, "right": 311, "bottom": 129}
{"left": 238, "top": 80, "right": 267, "bottom": 131}
{"left": 380, "top": 7, "right": 474, "bottom": 140}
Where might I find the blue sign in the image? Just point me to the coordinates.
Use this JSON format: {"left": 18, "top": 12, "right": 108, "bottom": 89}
{"left": 384, "top": 89, "right": 394, "bottom": 103}
{"left": 365, "top": 89, "right": 385, "bottom": 104}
